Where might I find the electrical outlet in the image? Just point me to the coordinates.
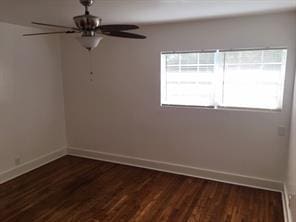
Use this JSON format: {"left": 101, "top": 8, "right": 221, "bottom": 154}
{"left": 288, "top": 193, "right": 296, "bottom": 208}
{"left": 14, "top": 157, "right": 21, "bottom": 166}
{"left": 289, "top": 194, "right": 292, "bottom": 207}
{"left": 278, "top": 126, "right": 286, "bottom": 136}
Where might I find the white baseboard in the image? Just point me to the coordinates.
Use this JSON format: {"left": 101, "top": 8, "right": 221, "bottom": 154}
{"left": 283, "top": 184, "right": 293, "bottom": 222}
{"left": 68, "top": 146, "right": 283, "bottom": 192}
{"left": 0, "top": 147, "right": 67, "bottom": 184}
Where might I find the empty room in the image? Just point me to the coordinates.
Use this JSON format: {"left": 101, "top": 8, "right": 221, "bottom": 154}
{"left": 1, "top": 0, "right": 296, "bottom": 221}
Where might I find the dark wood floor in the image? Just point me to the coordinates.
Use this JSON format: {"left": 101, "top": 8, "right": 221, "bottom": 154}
{"left": 0, "top": 156, "right": 284, "bottom": 222}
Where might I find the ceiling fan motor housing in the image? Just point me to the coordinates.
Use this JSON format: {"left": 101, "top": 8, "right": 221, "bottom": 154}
{"left": 73, "top": 14, "right": 101, "bottom": 36}
{"left": 75, "top": 0, "right": 100, "bottom": 37}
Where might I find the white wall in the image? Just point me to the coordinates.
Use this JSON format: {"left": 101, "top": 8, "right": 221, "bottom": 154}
{"left": 0, "top": 22, "right": 66, "bottom": 173}
{"left": 286, "top": 71, "right": 296, "bottom": 220}
{"left": 62, "top": 12, "right": 296, "bottom": 183}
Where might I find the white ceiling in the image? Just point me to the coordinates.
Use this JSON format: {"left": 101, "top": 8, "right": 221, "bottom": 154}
{"left": 0, "top": 0, "right": 295, "bottom": 28}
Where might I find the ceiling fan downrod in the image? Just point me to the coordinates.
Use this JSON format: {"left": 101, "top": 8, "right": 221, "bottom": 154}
{"left": 79, "top": 0, "right": 94, "bottom": 15}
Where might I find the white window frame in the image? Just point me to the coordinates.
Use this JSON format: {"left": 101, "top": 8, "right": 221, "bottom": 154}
{"left": 160, "top": 47, "right": 288, "bottom": 112}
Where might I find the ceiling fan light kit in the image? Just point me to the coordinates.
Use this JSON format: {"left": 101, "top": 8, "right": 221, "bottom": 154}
{"left": 76, "top": 36, "right": 103, "bottom": 51}
{"left": 23, "top": 0, "right": 146, "bottom": 51}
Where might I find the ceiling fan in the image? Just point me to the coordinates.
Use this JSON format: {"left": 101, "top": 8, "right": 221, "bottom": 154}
{"left": 23, "top": 0, "right": 146, "bottom": 51}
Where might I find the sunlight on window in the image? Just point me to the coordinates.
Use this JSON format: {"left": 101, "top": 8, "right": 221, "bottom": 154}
{"left": 161, "top": 49, "right": 287, "bottom": 110}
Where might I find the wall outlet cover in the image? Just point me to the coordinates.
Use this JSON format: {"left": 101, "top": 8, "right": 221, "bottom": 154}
{"left": 278, "top": 126, "right": 286, "bottom": 136}
{"left": 14, "top": 157, "right": 21, "bottom": 166}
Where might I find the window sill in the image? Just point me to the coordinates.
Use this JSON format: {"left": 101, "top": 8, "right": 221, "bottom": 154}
{"left": 160, "top": 104, "right": 282, "bottom": 113}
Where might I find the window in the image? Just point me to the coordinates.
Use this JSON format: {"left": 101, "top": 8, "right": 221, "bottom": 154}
{"left": 161, "top": 48, "right": 287, "bottom": 110}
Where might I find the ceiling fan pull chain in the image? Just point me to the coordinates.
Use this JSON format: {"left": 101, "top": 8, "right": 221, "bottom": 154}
{"left": 88, "top": 50, "right": 94, "bottom": 82}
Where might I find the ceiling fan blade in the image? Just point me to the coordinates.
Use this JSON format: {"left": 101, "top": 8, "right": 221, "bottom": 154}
{"left": 32, "top": 22, "right": 78, "bottom": 30}
{"left": 103, "top": 31, "right": 146, "bottom": 39}
{"left": 98, "top": 24, "right": 139, "bottom": 32}
{"left": 23, "top": 31, "right": 77, "bottom": 36}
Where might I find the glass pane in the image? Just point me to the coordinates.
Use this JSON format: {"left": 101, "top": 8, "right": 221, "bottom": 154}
{"left": 225, "top": 52, "right": 240, "bottom": 64}
{"left": 240, "top": 64, "right": 261, "bottom": 70}
{"left": 263, "top": 64, "right": 281, "bottom": 71}
{"left": 222, "top": 49, "right": 287, "bottom": 110}
{"left": 263, "top": 50, "right": 283, "bottom": 63}
{"left": 181, "top": 66, "right": 198, "bottom": 72}
{"left": 239, "top": 50, "right": 262, "bottom": 63}
{"left": 225, "top": 65, "right": 240, "bottom": 71}
{"left": 166, "top": 66, "right": 179, "bottom": 72}
{"left": 180, "top": 53, "right": 197, "bottom": 64}
{"left": 199, "top": 53, "right": 215, "bottom": 64}
{"left": 199, "top": 66, "right": 214, "bottom": 73}
{"left": 166, "top": 54, "right": 179, "bottom": 65}
{"left": 166, "top": 66, "right": 179, "bottom": 73}
{"left": 162, "top": 52, "right": 215, "bottom": 107}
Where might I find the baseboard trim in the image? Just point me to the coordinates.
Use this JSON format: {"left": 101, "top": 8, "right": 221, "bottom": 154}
{"left": 0, "top": 147, "right": 67, "bottom": 184}
{"left": 68, "top": 147, "right": 283, "bottom": 192}
{"left": 283, "top": 184, "right": 293, "bottom": 222}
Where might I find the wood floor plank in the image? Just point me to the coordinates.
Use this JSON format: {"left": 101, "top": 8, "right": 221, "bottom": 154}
{"left": 0, "top": 156, "right": 284, "bottom": 222}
